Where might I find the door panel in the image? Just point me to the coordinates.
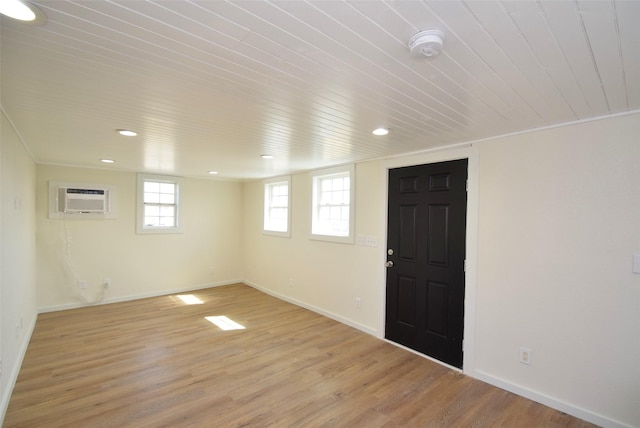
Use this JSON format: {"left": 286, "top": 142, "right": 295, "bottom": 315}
{"left": 399, "top": 205, "right": 418, "bottom": 261}
{"left": 397, "top": 276, "right": 416, "bottom": 326}
{"left": 427, "top": 205, "right": 449, "bottom": 266}
{"left": 426, "top": 281, "right": 449, "bottom": 338}
{"left": 385, "top": 159, "right": 467, "bottom": 368}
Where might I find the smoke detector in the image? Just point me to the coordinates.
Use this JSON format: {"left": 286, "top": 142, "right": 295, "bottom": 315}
{"left": 408, "top": 30, "right": 444, "bottom": 59}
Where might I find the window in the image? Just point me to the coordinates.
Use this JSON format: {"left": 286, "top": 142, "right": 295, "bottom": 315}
{"left": 136, "top": 174, "right": 183, "bottom": 234}
{"left": 311, "top": 165, "right": 355, "bottom": 244}
{"left": 264, "top": 176, "right": 291, "bottom": 237}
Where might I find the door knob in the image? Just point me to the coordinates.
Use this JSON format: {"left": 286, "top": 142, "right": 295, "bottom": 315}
{"left": 386, "top": 261, "right": 394, "bottom": 268}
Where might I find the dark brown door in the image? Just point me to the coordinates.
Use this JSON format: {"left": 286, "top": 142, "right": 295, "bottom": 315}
{"left": 385, "top": 159, "right": 467, "bottom": 368}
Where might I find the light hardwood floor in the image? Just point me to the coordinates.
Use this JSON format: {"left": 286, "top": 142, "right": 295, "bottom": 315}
{"left": 5, "top": 283, "right": 595, "bottom": 427}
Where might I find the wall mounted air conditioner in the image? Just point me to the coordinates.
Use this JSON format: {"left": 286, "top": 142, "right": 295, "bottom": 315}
{"left": 48, "top": 181, "right": 117, "bottom": 219}
{"left": 58, "top": 187, "right": 109, "bottom": 213}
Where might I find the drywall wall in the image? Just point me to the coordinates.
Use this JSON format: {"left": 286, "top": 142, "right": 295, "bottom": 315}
{"left": 0, "top": 111, "right": 37, "bottom": 420}
{"left": 242, "top": 161, "right": 386, "bottom": 334}
{"left": 36, "top": 165, "right": 244, "bottom": 311}
{"left": 242, "top": 113, "right": 640, "bottom": 427}
{"left": 474, "top": 113, "right": 640, "bottom": 427}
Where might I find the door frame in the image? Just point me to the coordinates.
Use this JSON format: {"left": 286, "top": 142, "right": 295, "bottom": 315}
{"left": 378, "top": 144, "right": 479, "bottom": 373}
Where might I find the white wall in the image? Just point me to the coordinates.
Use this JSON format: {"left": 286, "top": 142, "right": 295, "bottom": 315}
{"left": 0, "top": 110, "right": 38, "bottom": 421}
{"left": 36, "top": 165, "right": 244, "bottom": 311}
{"left": 242, "top": 113, "right": 640, "bottom": 427}
{"left": 242, "top": 161, "right": 385, "bottom": 334}
{"left": 474, "top": 113, "right": 640, "bottom": 427}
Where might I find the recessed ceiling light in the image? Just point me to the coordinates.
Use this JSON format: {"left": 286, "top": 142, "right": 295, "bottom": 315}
{"left": 0, "top": 0, "right": 47, "bottom": 24}
{"left": 208, "top": 171, "right": 219, "bottom": 175}
{"left": 116, "top": 129, "right": 137, "bottom": 137}
{"left": 372, "top": 128, "right": 389, "bottom": 136}
{"left": 261, "top": 154, "right": 274, "bottom": 159}
{"left": 100, "top": 159, "right": 115, "bottom": 164}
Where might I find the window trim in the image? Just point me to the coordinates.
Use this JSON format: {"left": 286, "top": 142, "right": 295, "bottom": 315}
{"left": 310, "top": 164, "right": 355, "bottom": 244}
{"left": 136, "top": 173, "right": 183, "bottom": 234}
{"left": 263, "top": 175, "right": 291, "bottom": 238}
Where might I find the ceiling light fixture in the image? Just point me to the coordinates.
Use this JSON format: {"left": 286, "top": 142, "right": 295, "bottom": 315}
{"left": 372, "top": 128, "right": 389, "bottom": 136}
{"left": 208, "top": 170, "right": 219, "bottom": 175}
{"left": 261, "top": 154, "right": 274, "bottom": 159}
{"left": 116, "top": 129, "right": 137, "bottom": 137}
{"left": 0, "top": 0, "right": 47, "bottom": 24}
{"left": 100, "top": 159, "right": 115, "bottom": 164}
{"left": 408, "top": 30, "right": 444, "bottom": 59}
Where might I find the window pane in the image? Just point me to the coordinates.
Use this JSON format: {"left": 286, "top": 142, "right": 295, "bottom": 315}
{"left": 159, "top": 193, "right": 175, "bottom": 204}
{"left": 269, "top": 205, "right": 287, "bottom": 232}
{"left": 333, "top": 178, "right": 343, "bottom": 191}
{"left": 145, "top": 205, "right": 159, "bottom": 216}
{"left": 144, "top": 182, "right": 159, "bottom": 193}
{"left": 159, "top": 217, "right": 175, "bottom": 227}
{"left": 330, "top": 206, "right": 341, "bottom": 221}
{"left": 160, "top": 206, "right": 175, "bottom": 216}
{"left": 331, "top": 190, "right": 341, "bottom": 205}
{"left": 145, "top": 216, "right": 159, "bottom": 227}
{"left": 144, "top": 192, "right": 160, "bottom": 203}
{"left": 159, "top": 182, "right": 175, "bottom": 194}
{"left": 273, "top": 184, "right": 287, "bottom": 197}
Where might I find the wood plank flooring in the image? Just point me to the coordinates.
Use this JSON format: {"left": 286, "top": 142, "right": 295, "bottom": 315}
{"left": 5, "top": 283, "right": 595, "bottom": 427}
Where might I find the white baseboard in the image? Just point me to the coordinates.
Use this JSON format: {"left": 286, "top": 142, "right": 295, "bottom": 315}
{"left": 0, "top": 312, "right": 37, "bottom": 424}
{"left": 471, "top": 370, "right": 632, "bottom": 428}
{"left": 38, "top": 279, "right": 242, "bottom": 313}
{"left": 244, "top": 280, "right": 378, "bottom": 337}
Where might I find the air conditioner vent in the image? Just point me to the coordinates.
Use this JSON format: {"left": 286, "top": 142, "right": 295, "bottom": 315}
{"left": 48, "top": 181, "right": 117, "bottom": 219}
{"left": 57, "top": 187, "right": 109, "bottom": 214}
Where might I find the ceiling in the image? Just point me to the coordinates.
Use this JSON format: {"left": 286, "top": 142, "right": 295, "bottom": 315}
{"left": 2, "top": 0, "right": 639, "bottom": 181}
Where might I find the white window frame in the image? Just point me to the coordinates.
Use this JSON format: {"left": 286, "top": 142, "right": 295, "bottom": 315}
{"left": 310, "top": 164, "right": 355, "bottom": 244}
{"left": 136, "top": 173, "right": 183, "bottom": 234}
{"left": 263, "top": 176, "right": 291, "bottom": 237}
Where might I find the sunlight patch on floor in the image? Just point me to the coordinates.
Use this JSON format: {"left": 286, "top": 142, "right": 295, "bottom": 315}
{"left": 176, "top": 294, "right": 204, "bottom": 305}
{"left": 205, "top": 315, "right": 245, "bottom": 331}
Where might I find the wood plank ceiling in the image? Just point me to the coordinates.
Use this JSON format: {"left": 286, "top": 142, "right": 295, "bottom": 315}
{"left": 2, "top": 0, "right": 639, "bottom": 180}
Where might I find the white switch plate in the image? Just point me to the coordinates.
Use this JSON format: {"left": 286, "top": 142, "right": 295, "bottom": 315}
{"left": 634, "top": 254, "right": 640, "bottom": 274}
{"left": 356, "top": 235, "right": 378, "bottom": 247}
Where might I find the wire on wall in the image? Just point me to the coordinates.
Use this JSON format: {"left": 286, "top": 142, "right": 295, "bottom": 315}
{"left": 61, "top": 215, "right": 107, "bottom": 305}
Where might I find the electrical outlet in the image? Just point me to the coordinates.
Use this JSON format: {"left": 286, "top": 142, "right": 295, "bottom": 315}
{"left": 209, "top": 266, "right": 215, "bottom": 274}
{"left": 288, "top": 277, "right": 294, "bottom": 288}
{"left": 78, "top": 280, "right": 87, "bottom": 289}
{"left": 519, "top": 347, "right": 532, "bottom": 365}
{"left": 103, "top": 278, "right": 111, "bottom": 288}
{"left": 355, "top": 298, "right": 362, "bottom": 309}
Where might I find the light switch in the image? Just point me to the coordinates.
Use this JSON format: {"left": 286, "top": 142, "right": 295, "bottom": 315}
{"left": 633, "top": 254, "right": 640, "bottom": 274}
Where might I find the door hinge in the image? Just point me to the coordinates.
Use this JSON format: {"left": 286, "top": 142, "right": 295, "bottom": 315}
{"left": 464, "top": 259, "right": 467, "bottom": 272}
{"left": 466, "top": 180, "right": 468, "bottom": 192}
